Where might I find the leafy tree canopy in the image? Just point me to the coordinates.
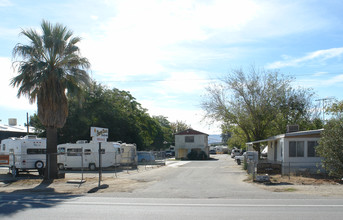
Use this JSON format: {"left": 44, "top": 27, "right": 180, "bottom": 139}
{"left": 30, "top": 82, "right": 177, "bottom": 150}
{"left": 202, "top": 66, "right": 320, "bottom": 153}
{"left": 317, "top": 100, "right": 343, "bottom": 178}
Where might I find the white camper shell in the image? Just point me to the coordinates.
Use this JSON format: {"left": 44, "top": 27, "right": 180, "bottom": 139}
{"left": 120, "top": 143, "right": 138, "bottom": 167}
{"left": 57, "top": 141, "right": 121, "bottom": 170}
{"left": 0, "top": 135, "right": 46, "bottom": 176}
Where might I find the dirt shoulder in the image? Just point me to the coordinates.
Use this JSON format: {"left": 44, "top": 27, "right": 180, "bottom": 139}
{"left": 252, "top": 174, "right": 343, "bottom": 197}
{"left": 0, "top": 166, "right": 160, "bottom": 195}
{"left": 0, "top": 177, "right": 152, "bottom": 195}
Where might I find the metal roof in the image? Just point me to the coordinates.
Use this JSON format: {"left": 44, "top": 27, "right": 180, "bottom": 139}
{"left": 246, "top": 129, "right": 323, "bottom": 145}
{"left": 175, "top": 128, "right": 209, "bottom": 136}
{"left": 0, "top": 124, "right": 35, "bottom": 134}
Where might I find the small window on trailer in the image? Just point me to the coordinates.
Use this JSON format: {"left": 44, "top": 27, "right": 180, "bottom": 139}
{"left": 67, "top": 148, "right": 82, "bottom": 156}
{"left": 27, "top": 149, "right": 46, "bottom": 154}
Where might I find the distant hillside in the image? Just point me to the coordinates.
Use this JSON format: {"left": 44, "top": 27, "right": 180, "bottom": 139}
{"left": 208, "top": 134, "right": 222, "bottom": 144}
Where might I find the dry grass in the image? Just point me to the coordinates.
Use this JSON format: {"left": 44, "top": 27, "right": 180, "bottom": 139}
{"left": 254, "top": 174, "right": 343, "bottom": 196}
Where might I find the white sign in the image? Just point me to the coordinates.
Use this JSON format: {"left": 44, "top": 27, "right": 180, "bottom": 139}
{"left": 90, "top": 127, "right": 109, "bottom": 142}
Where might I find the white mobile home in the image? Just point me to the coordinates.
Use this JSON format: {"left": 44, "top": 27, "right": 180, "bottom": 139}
{"left": 174, "top": 129, "right": 209, "bottom": 159}
{"left": 247, "top": 129, "right": 323, "bottom": 174}
{"left": 0, "top": 135, "right": 46, "bottom": 176}
{"left": 57, "top": 141, "right": 121, "bottom": 170}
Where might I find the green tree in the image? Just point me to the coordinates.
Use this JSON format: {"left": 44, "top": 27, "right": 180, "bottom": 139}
{"left": 170, "top": 120, "right": 191, "bottom": 134}
{"left": 58, "top": 82, "right": 173, "bottom": 150}
{"left": 11, "top": 20, "right": 90, "bottom": 179}
{"left": 152, "top": 115, "right": 173, "bottom": 149}
{"left": 222, "top": 124, "right": 246, "bottom": 149}
{"left": 317, "top": 100, "right": 343, "bottom": 177}
{"left": 201, "top": 66, "right": 314, "bottom": 154}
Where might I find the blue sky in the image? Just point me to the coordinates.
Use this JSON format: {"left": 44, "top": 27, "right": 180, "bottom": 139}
{"left": 1, "top": 0, "right": 343, "bottom": 134}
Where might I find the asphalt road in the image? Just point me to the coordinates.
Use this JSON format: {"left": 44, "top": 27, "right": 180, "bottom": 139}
{"left": 1, "top": 154, "right": 343, "bottom": 219}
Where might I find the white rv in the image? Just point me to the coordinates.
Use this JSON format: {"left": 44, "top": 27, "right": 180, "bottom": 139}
{"left": 120, "top": 143, "right": 137, "bottom": 166}
{"left": 57, "top": 141, "right": 121, "bottom": 170}
{"left": 0, "top": 135, "right": 46, "bottom": 176}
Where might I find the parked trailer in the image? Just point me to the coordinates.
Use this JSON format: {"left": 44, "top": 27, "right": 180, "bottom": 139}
{"left": 57, "top": 141, "right": 121, "bottom": 170}
{"left": 120, "top": 143, "right": 137, "bottom": 167}
{"left": 0, "top": 135, "right": 46, "bottom": 176}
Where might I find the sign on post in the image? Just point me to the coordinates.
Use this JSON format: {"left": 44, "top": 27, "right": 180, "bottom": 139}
{"left": 90, "top": 127, "right": 108, "bottom": 187}
{"left": 90, "top": 127, "right": 108, "bottom": 142}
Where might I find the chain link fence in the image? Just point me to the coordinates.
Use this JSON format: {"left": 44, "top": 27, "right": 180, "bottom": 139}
{"left": 245, "top": 159, "right": 326, "bottom": 181}
{"left": 3, "top": 150, "right": 167, "bottom": 183}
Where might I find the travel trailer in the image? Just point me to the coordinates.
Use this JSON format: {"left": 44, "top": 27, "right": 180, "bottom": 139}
{"left": 120, "top": 143, "right": 137, "bottom": 167}
{"left": 57, "top": 141, "right": 121, "bottom": 170}
{"left": 0, "top": 135, "right": 46, "bottom": 176}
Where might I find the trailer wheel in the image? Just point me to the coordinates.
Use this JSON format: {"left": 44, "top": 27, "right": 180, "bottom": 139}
{"left": 89, "top": 163, "right": 96, "bottom": 171}
{"left": 58, "top": 163, "right": 65, "bottom": 170}
{"left": 237, "top": 159, "right": 241, "bottom": 165}
{"left": 35, "top": 160, "right": 44, "bottom": 169}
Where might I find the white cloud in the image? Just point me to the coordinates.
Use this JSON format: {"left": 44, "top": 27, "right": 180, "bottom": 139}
{"left": 296, "top": 73, "right": 343, "bottom": 90}
{"left": 79, "top": 0, "right": 261, "bottom": 80}
{"left": 153, "top": 71, "right": 209, "bottom": 95}
{"left": 0, "top": 27, "right": 20, "bottom": 38}
{"left": 0, "top": 0, "right": 12, "bottom": 7}
{"left": 90, "top": 15, "right": 98, "bottom": 20}
{"left": 0, "top": 57, "right": 36, "bottom": 110}
{"left": 313, "top": 72, "right": 329, "bottom": 77}
{"left": 140, "top": 99, "right": 221, "bottom": 134}
{"left": 267, "top": 47, "right": 343, "bottom": 69}
{"left": 78, "top": 0, "right": 330, "bottom": 82}
{"left": 322, "top": 74, "right": 343, "bottom": 86}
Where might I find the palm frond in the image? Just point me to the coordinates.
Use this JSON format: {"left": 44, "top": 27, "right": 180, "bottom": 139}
{"left": 11, "top": 20, "right": 91, "bottom": 128}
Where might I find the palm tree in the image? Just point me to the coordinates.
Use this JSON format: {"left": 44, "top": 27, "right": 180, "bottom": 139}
{"left": 11, "top": 20, "right": 90, "bottom": 179}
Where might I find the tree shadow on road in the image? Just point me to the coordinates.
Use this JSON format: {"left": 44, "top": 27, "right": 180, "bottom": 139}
{"left": 0, "top": 173, "right": 83, "bottom": 217}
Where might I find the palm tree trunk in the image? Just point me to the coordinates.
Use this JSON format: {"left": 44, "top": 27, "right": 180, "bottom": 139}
{"left": 45, "top": 126, "right": 58, "bottom": 179}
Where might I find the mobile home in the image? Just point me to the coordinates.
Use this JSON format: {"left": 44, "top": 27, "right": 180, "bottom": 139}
{"left": 0, "top": 135, "right": 46, "bottom": 176}
{"left": 57, "top": 141, "right": 121, "bottom": 170}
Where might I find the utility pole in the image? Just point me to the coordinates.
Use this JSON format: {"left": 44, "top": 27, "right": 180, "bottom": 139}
{"left": 26, "top": 112, "right": 29, "bottom": 135}
{"left": 315, "top": 97, "right": 334, "bottom": 122}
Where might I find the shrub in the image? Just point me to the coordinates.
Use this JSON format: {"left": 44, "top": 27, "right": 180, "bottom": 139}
{"left": 187, "top": 150, "right": 208, "bottom": 160}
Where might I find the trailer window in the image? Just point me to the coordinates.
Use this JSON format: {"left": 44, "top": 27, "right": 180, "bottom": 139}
{"left": 308, "top": 141, "right": 319, "bottom": 157}
{"left": 33, "top": 142, "right": 42, "bottom": 147}
{"left": 100, "top": 149, "right": 105, "bottom": 154}
{"left": 67, "top": 148, "right": 82, "bottom": 156}
{"left": 58, "top": 147, "right": 66, "bottom": 154}
{"left": 84, "top": 149, "right": 91, "bottom": 155}
{"left": 2, "top": 144, "right": 5, "bottom": 151}
{"left": 27, "top": 149, "right": 47, "bottom": 154}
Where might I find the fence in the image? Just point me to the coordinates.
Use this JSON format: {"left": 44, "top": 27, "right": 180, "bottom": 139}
{"left": 281, "top": 161, "right": 326, "bottom": 176}
{"left": 4, "top": 150, "right": 167, "bottom": 184}
{"left": 136, "top": 151, "right": 166, "bottom": 166}
{"left": 246, "top": 160, "right": 326, "bottom": 179}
